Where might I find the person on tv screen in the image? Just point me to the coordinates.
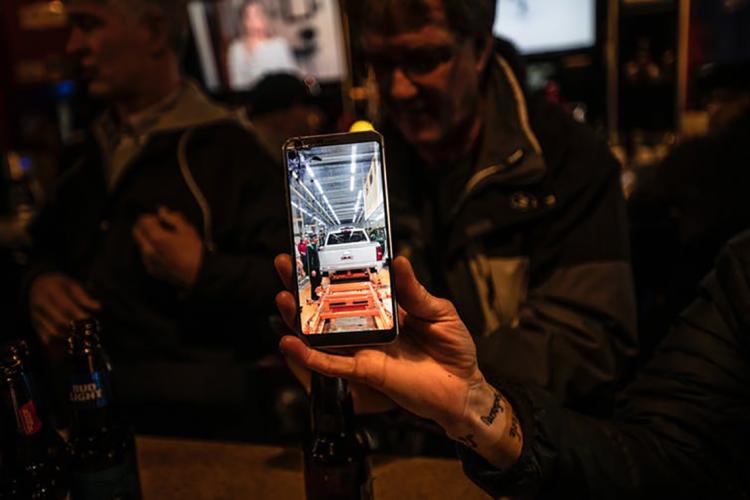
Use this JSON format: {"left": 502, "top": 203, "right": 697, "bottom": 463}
{"left": 228, "top": 0, "right": 300, "bottom": 89}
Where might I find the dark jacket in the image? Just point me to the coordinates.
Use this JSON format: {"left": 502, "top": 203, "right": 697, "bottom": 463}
{"left": 387, "top": 43, "right": 637, "bottom": 411}
{"left": 25, "top": 84, "right": 287, "bottom": 404}
{"left": 461, "top": 230, "right": 750, "bottom": 499}
{"left": 306, "top": 243, "right": 320, "bottom": 273}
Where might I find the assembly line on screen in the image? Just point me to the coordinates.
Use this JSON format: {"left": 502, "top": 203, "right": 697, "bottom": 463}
{"left": 288, "top": 142, "right": 394, "bottom": 335}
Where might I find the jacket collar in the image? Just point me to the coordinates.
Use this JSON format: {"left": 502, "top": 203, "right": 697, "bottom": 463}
{"left": 450, "top": 54, "right": 547, "bottom": 217}
{"left": 472, "top": 55, "right": 545, "bottom": 186}
{"left": 90, "top": 80, "right": 248, "bottom": 192}
{"left": 92, "top": 80, "right": 244, "bottom": 155}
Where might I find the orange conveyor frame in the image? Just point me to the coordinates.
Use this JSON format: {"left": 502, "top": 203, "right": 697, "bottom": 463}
{"left": 304, "top": 280, "right": 393, "bottom": 335}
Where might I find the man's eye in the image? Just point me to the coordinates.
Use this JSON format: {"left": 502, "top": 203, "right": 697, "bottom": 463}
{"left": 70, "top": 15, "right": 103, "bottom": 33}
{"left": 405, "top": 49, "right": 453, "bottom": 75}
{"left": 369, "top": 58, "right": 395, "bottom": 76}
{"left": 407, "top": 56, "right": 443, "bottom": 75}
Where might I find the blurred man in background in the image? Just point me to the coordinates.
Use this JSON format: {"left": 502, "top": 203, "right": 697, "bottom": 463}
{"left": 246, "top": 72, "right": 324, "bottom": 159}
{"left": 341, "top": 0, "right": 637, "bottom": 428}
{"left": 24, "top": 0, "right": 286, "bottom": 438}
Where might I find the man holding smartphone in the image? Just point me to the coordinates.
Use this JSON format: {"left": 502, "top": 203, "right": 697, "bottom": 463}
{"left": 275, "top": 228, "right": 750, "bottom": 498}
{"left": 341, "top": 0, "right": 637, "bottom": 414}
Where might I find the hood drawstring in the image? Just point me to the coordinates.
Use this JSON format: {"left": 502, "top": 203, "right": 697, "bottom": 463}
{"left": 178, "top": 128, "right": 216, "bottom": 252}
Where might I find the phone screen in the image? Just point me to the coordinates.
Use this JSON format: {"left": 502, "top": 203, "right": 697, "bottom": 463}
{"left": 284, "top": 132, "right": 398, "bottom": 347}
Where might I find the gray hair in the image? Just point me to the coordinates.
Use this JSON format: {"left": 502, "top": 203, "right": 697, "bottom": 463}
{"left": 345, "top": 0, "right": 497, "bottom": 40}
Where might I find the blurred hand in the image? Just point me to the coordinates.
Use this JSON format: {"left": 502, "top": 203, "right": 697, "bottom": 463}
{"left": 311, "top": 270, "right": 317, "bottom": 278}
{"left": 133, "top": 207, "right": 203, "bottom": 289}
{"left": 29, "top": 273, "right": 101, "bottom": 347}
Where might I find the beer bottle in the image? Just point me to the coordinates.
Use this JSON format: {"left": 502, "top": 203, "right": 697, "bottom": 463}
{"left": 65, "top": 319, "right": 141, "bottom": 499}
{"left": 304, "top": 373, "right": 373, "bottom": 500}
{"left": 0, "top": 340, "right": 69, "bottom": 499}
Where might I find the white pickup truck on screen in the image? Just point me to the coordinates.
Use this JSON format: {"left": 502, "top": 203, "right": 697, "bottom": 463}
{"left": 319, "top": 228, "right": 384, "bottom": 275}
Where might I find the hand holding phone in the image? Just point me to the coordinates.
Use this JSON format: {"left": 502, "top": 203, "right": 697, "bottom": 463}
{"left": 276, "top": 255, "right": 489, "bottom": 439}
{"left": 282, "top": 132, "right": 398, "bottom": 348}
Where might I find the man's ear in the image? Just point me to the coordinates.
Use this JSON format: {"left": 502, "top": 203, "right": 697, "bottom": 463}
{"left": 474, "top": 35, "right": 494, "bottom": 76}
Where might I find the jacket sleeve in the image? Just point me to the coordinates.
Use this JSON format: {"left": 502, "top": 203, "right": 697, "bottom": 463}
{"left": 188, "top": 172, "right": 287, "bottom": 307}
{"left": 24, "top": 201, "right": 65, "bottom": 287}
{"left": 180, "top": 125, "right": 289, "bottom": 345}
{"left": 461, "top": 235, "right": 750, "bottom": 498}
{"left": 475, "top": 127, "right": 639, "bottom": 410}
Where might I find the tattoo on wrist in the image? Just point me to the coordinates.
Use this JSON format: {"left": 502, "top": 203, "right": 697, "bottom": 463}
{"left": 480, "top": 391, "right": 504, "bottom": 426}
{"left": 458, "top": 433, "right": 478, "bottom": 449}
{"left": 509, "top": 415, "right": 521, "bottom": 441}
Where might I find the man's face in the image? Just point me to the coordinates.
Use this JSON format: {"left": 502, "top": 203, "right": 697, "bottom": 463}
{"left": 66, "top": 2, "right": 153, "bottom": 100}
{"left": 362, "top": 1, "right": 486, "bottom": 151}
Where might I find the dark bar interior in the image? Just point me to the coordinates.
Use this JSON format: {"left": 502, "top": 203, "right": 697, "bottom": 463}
{"left": 1, "top": 0, "right": 749, "bottom": 498}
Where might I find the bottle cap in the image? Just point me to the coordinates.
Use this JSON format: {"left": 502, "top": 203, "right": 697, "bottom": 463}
{"left": 0, "top": 340, "right": 29, "bottom": 377}
{"left": 69, "top": 318, "right": 101, "bottom": 336}
{"left": 67, "top": 317, "right": 102, "bottom": 354}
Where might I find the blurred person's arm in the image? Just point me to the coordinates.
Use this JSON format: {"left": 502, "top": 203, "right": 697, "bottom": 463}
{"left": 24, "top": 174, "right": 100, "bottom": 346}
{"left": 187, "top": 171, "right": 287, "bottom": 308}
{"left": 168, "top": 123, "right": 288, "bottom": 350}
{"left": 462, "top": 233, "right": 750, "bottom": 498}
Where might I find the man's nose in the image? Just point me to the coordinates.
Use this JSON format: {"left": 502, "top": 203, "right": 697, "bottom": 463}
{"left": 388, "top": 67, "right": 419, "bottom": 102}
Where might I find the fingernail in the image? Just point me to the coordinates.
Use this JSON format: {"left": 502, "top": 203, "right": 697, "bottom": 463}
{"left": 280, "top": 335, "right": 296, "bottom": 352}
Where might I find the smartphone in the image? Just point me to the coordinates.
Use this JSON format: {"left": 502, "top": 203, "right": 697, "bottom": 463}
{"left": 282, "top": 131, "right": 398, "bottom": 348}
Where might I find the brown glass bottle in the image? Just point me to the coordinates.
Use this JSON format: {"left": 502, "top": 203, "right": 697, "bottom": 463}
{"left": 66, "top": 319, "right": 141, "bottom": 499}
{"left": 303, "top": 373, "right": 373, "bottom": 500}
{"left": 0, "top": 340, "right": 69, "bottom": 499}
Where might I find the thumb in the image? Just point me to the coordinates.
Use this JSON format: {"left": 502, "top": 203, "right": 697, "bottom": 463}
{"left": 393, "top": 256, "right": 453, "bottom": 321}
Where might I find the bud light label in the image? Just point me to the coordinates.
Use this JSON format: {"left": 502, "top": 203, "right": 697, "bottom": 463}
{"left": 69, "top": 371, "right": 109, "bottom": 408}
{"left": 17, "top": 400, "right": 42, "bottom": 436}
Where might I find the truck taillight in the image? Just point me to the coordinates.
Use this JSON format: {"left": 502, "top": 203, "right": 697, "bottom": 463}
{"left": 376, "top": 245, "right": 383, "bottom": 261}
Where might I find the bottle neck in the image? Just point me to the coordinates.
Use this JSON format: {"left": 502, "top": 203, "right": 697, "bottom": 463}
{"left": 310, "top": 374, "right": 353, "bottom": 436}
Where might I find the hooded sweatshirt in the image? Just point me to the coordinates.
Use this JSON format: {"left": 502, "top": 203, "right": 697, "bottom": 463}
{"left": 25, "top": 81, "right": 288, "bottom": 410}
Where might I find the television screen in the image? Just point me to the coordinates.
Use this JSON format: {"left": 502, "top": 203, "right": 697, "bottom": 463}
{"left": 494, "top": 0, "right": 597, "bottom": 55}
{"left": 188, "top": 0, "right": 347, "bottom": 92}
